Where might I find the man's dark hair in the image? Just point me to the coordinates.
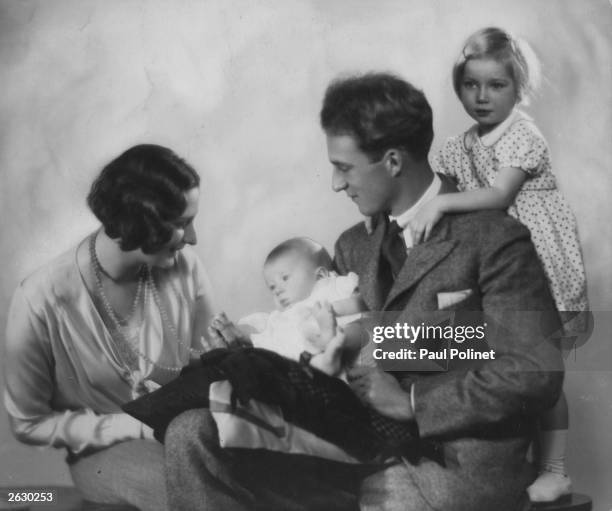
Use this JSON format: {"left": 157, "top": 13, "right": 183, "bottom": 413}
{"left": 320, "top": 72, "right": 433, "bottom": 162}
{"left": 87, "top": 144, "right": 200, "bottom": 254}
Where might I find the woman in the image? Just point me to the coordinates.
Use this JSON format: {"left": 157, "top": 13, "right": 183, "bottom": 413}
{"left": 4, "top": 144, "right": 216, "bottom": 510}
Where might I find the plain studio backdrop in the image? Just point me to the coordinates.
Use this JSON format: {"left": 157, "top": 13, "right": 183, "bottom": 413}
{"left": 1, "top": 0, "right": 611, "bottom": 508}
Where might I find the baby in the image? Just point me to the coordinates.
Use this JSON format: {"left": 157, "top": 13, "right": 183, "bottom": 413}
{"left": 124, "top": 239, "right": 411, "bottom": 463}
{"left": 238, "top": 237, "right": 366, "bottom": 366}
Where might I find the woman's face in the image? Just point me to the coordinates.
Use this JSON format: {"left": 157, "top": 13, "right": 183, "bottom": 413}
{"left": 142, "top": 187, "right": 200, "bottom": 269}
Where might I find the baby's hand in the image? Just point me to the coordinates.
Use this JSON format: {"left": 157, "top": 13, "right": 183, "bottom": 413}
{"left": 210, "top": 312, "right": 252, "bottom": 348}
{"left": 310, "top": 328, "right": 346, "bottom": 377}
{"left": 205, "top": 326, "right": 229, "bottom": 350}
{"left": 311, "top": 301, "right": 337, "bottom": 348}
{"left": 409, "top": 197, "right": 444, "bottom": 243}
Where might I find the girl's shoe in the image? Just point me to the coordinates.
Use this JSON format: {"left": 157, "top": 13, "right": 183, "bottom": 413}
{"left": 527, "top": 472, "right": 572, "bottom": 502}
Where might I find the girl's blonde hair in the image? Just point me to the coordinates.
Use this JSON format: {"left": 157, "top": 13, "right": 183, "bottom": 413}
{"left": 452, "top": 27, "right": 541, "bottom": 104}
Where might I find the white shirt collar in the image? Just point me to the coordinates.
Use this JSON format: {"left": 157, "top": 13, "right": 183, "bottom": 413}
{"left": 389, "top": 173, "right": 441, "bottom": 248}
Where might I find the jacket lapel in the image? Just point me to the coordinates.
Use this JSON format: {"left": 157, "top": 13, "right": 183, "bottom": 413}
{"left": 384, "top": 236, "right": 457, "bottom": 309}
{"left": 384, "top": 190, "right": 459, "bottom": 309}
{"left": 361, "top": 174, "right": 459, "bottom": 311}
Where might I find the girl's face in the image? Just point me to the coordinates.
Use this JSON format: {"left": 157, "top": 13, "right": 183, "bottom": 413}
{"left": 459, "top": 58, "right": 518, "bottom": 135}
{"left": 141, "top": 187, "right": 200, "bottom": 269}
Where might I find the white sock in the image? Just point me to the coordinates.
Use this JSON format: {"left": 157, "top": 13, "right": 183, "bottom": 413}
{"left": 538, "top": 429, "right": 568, "bottom": 476}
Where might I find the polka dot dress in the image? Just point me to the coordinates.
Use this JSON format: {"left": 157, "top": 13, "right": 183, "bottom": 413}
{"left": 432, "top": 110, "right": 589, "bottom": 314}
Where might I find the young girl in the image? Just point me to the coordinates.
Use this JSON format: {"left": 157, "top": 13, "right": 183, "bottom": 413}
{"left": 410, "top": 27, "right": 589, "bottom": 503}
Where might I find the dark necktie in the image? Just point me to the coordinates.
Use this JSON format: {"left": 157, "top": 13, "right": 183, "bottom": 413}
{"left": 379, "top": 220, "right": 407, "bottom": 300}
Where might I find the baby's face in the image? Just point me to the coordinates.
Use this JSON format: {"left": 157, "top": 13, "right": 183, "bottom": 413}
{"left": 264, "top": 252, "right": 319, "bottom": 310}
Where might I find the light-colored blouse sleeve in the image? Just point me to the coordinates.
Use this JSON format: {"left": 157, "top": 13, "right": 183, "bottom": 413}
{"left": 4, "top": 285, "right": 146, "bottom": 453}
{"left": 188, "top": 251, "right": 218, "bottom": 354}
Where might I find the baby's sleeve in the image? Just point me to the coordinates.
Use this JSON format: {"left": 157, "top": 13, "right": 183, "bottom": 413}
{"left": 494, "top": 121, "right": 548, "bottom": 175}
{"left": 238, "top": 312, "right": 270, "bottom": 334}
{"left": 334, "top": 272, "right": 359, "bottom": 299}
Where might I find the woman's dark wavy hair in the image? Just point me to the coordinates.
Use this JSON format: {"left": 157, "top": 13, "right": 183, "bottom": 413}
{"left": 320, "top": 72, "right": 433, "bottom": 162}
{"left": 87, "top": 144, "right": 200, "bottom": 254}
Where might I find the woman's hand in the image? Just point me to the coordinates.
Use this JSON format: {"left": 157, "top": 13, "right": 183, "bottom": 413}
{"left": 347, "top": 366, "right": 414, "bottom": 421}
{"left": 309, "top": 328, "right": 346, "bottom": 377}
{"left": 98, "top": 413, "right": 153, "bottom": 445}
{"left": 409, "top": 196, "right": 445, "bottom": 243}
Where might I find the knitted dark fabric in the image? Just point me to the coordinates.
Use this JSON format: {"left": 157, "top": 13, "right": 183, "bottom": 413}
{"left": 123, "top": 347, "right": 443, "bottom": 464}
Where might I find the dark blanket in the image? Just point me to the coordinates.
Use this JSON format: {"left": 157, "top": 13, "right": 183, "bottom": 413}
{"left": 123, "top": 347, "right": 442, "bottom": 463}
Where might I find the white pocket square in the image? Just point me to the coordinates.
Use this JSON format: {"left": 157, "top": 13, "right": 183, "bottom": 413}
{"left": 437, "top": 289, "right": 473, "bottom": 309}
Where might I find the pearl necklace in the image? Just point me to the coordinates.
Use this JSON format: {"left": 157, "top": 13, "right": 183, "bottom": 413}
{"left": 89, "top": 232, "right": 198, "bottom": 379}
{"left": 147, "top": 270, "right": 207, "bottom": 357}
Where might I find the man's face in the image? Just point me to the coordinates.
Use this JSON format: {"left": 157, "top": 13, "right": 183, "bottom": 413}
{"left": 326, "top": 134, "right": 395, "bottom": 216}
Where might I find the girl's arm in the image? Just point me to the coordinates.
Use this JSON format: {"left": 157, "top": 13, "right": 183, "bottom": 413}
{"left": 411, "top": 166, "right": 527, "bottom": 242}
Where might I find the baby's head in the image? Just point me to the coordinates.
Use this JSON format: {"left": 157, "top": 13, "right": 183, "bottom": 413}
{"left": 263, "top": 237, "right": 333, "bottom": 311}
{"left": 452, "top": 27, "right": 541, "bottom": 131}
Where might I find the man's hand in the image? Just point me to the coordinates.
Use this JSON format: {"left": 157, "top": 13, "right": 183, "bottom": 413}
{"left": 210, "top": 312, "right": 253, "bottom": 348}
{"left": 347, "top": 366, "right": 414, "bottom": 421}
{"left": 409, "top": 196, "right": 445, "bottom": 243}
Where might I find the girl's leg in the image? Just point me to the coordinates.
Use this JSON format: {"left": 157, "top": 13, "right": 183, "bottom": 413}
{"left": 527, "top": 392, "right": 572, "bottom": 502}
{"left": 68, "top": 439, "right": 167, "bottom": 511}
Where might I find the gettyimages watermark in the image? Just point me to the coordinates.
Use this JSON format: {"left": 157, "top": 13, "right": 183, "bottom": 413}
{"left": 352, "top": 309, "right": 595, "bottom": 372}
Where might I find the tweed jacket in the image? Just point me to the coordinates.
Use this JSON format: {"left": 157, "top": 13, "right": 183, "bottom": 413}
{"left": 333, "top": 174, "right": 564, "bottom": 511}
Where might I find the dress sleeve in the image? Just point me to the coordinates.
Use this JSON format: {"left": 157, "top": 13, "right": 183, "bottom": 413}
{"left": 430, "top": 138, "right": 459, "bottom": 180}
{"left": 189, "top": 254, "right": 218, "bottom": 351}
{"left": 4, "top": 285, "right": 146, "bottom": 453}
{"left": 494, "top": 121, "right": 548, "bottom": 175}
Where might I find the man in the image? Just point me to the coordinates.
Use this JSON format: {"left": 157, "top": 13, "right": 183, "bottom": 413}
{"left": 322, "top": 73, "right": 563, "bottom": 510}
{"left": 164, "top": 73, "right": 562, "bottom": 511}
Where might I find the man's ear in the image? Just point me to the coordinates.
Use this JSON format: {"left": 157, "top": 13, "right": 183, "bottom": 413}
{"left": 383, "top": 149, "right": 403, "bottom": 177}
{"left": 315, "top": 267, "right": 330, "bottom": 280}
